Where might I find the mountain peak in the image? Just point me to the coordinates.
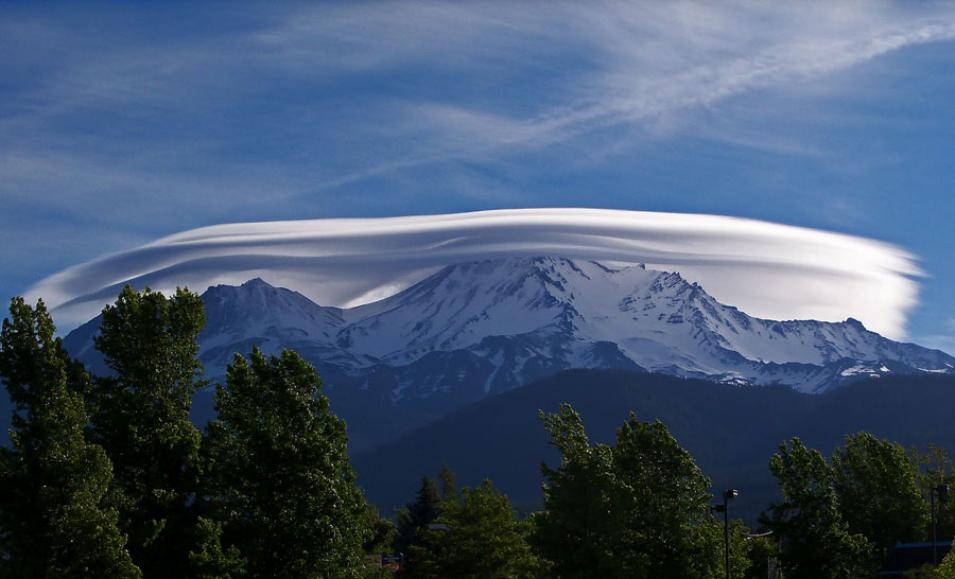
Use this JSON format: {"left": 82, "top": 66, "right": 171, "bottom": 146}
{"left": 844, "top": 317, "right": 867, "bottom": 330}
{"left": 241, "top": 277, "right": 273, "bottom": 288}
{"left": 64, "top": 255, "right": 955, "bottom": 399}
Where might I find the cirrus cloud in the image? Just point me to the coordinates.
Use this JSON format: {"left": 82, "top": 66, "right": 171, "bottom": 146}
{"left": 27, "top": 208, "right": 919, "bottom": 339}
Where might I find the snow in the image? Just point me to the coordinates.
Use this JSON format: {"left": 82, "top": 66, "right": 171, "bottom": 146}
{"left": 66, "top": 255, "right": 955, "bottom": 397}
{"left": 204, "top": 257, "right": 955, "bottom": 392}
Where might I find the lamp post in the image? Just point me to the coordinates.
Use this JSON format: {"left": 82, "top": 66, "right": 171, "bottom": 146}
{"left": 712, "top": 489, "right": 739, "bottom": 579}
{"left": 932, "top": 484, "right": 950, "bottom": 566}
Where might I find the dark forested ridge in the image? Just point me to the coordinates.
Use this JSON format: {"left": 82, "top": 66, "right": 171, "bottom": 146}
{"left": 354, "top": 370, "right": 955, "bottom": 522}
{"left": 4, "top": 352, "right": 954, "bottom": 525}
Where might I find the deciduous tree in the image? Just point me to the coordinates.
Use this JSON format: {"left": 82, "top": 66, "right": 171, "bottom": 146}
{"left": 91, "top": 286, "right": 205, "bottom": 576}
{"left": 833, "top": 432, "right": 928, "bottom": 563}
{"left": 763, "top": 437, "right": 871, "bottom": 579}
{"left": 534, "top": 404, "right": 731, "bottom": 578}
{"left": 203, "top": 348, "right": 370, "bottom": 578}
{"left": 0, "top": 298, "right": 140, "bottom": 578}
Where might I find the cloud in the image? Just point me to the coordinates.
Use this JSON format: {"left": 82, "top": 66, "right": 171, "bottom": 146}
{"left": 26, "top": 209, "right": 920, "bottom": 339}
{"left": 336, "top": 1, "right": 955, "bottom": 173}
{"left": 4, "top": 2, "right": 955, "bottom": 205}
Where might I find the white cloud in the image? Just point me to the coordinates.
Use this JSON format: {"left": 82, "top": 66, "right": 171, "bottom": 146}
{"left": 27, "top": 208, "right": 920, "bottom": 339}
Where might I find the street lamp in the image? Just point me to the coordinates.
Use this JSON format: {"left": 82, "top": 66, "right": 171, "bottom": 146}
{"left": 931, "top": 484, "right": 950, "bottom": 566}
{"left": 712, "top": 489, "right": 739, "bottom": 579}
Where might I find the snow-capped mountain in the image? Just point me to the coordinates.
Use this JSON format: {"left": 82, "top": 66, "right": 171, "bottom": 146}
{"left": 65, "top": 257, "right": 955, "bottom": 402}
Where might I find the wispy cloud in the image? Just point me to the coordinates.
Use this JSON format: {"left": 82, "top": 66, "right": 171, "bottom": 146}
{"left": 27, "top": 209, "right": 920, "bottom": 340}
{"left": 3, "top": 1, "right": 955, "bottom": 330}
{"left": 4, "top": 2, "right": 955, "bottom": 201}
{"left": 360, "top": 2, "right": 955, "bottom": 169}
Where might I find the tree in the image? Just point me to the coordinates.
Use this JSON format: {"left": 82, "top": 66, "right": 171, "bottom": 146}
{"left": 362, "top": 504, "right": 396, "bottom": 566}
{"left": 937, "top": 548, "right": 955, "bottom": 579}
{"left": 533, "top": 404, "right": 729, "bottom": 578}
{"left": 611, "top": 413, "right": 725, "bottom": 577}
{"left": 908, "top": 547, "right": 955, "bottom": 579}
{"left": 762, "top": 437, "right": 871, "bottom": 579}
{"left": 0, "top": 298, "right": 141, "bottom": 578}
{"left": 832, "top": 432, "right": 928, "bottom": 564}
{"left": 203, "top": 348, "right": 370, "bottom": 578}
{"left": 188, "top": 517, "right": 245, "bottom": 579}
{"left": 410, "top": 480, "right": 543, "bottom": 579}
{"left": 439, "top": 463, "right": 458, "bottom": 501}
{"left": 395, "top": 476, "right": 443, "bottom": 576}
{"left": 532, "top": 404, "right": 621, "bottom": 577}
{"left": 741, "top": 532, "right": 778, "bottom": 579}
{"left": 90, "top": 285, "right": 205, "bottom": 576}
{"left": 912, "top": 445, "right": 955, "bottom": 539}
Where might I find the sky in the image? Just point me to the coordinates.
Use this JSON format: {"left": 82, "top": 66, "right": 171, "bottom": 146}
{"left": 2, "top": 1, "right": 955, "bottom": 352}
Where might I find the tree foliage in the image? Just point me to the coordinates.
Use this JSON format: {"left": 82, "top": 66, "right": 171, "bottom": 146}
{"left": 0, "top": 298, "right": 141, "bottom": 578}
{"left": 409, "top": 480, "right": 543, "bottom": 579}
{"left": 533, "top": 404, "right": 733, "bottom": 578}
{"left": 202, "top": 348, "right": 371, "bottom": 578}
{"left": 912, "top": 445, "right": 955, "bottom": 539}
{"left": 90, "top": 285, "right": 206, "bottom": 576}
{"left": 395, "top": 476, "right": 443, "bottom": 564}
{"left": 187, "top": 517, "right": 245, "bottom": 579}
{"left": 832, "top": 432, "right": 928, "bottom": 563}
{"left": 763, "top": 437, "right": 871, "bottom": 579}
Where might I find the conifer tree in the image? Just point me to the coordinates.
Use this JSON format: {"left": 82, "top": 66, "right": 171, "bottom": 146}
{"left": 395, "top": 476, "right": 443, "bottom": 577}
{"left": 203, "top": 348, "right": 370, "bottom": 578}
{"left": 0, "top": 298, "right": 141, "bottom": 578}
{"left": 395, "top": 477, "right": 443, "bottom": 553}
{"left": 90, "top": 285, "right": 206, "bottom": 576}
{"left": 438, "top": 464, "right": 458, "bottom": 501}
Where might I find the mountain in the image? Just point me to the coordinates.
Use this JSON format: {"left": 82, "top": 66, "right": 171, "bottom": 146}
{"left": 61, "top": 256, "right": 955, "bottom": 450}
{"left": 353, "top": 370, "right": 955, "bottom": 522}
{"left": 337, "top": 257, "right": 952, "bottom": 393}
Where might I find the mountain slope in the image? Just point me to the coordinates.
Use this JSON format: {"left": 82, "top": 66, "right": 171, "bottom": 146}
{"left": 61, "top": 256, "right": 955, "bottom": 450}
{"left": 339, "top": 257, "right": 954, "bottom": 392}
{"left": 353, "top": 370, "right": 955, "bottom": 522}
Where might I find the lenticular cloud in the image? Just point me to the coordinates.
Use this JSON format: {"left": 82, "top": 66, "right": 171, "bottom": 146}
{"left": 28, "top": 209, "right": 919, "bottom": 339}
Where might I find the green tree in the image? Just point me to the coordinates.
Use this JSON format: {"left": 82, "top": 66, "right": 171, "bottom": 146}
{"left": 912, "top": 445, "right": 955, "bottom": 539}
{"left": 411, "top": 480, "right": 543, "bottom": 579}
{"left": 532, "top": 405, "right": 620, "bottom": 577}
{"left": 362, "top": 503, "right": 397, "bottom": 577}
{"left": 0, "top": 298, "right": 141, "bottom": 578}
{"left": 908, "top": 547, "right": 955, "bottom": 579}
{"left": 395, "top": 476, "right": 443, "bottom": 577}
{"left": 611, "top": 413, "right": 726, "bottom": 577}
{"left": 439, "top": 463, "right": 458, "bottom": 501}
{"left": 832, "top": 432, "right": 928, "bottom": 564}
{"left": 741, "top": 532, "right": 779, "bottom": 579}
{"left": 90, "top": 285, "right": 205, "bottom": 576}
{"left": 203, "top": 348, "right": 370, "bottom": 578}
{"left": 938, "top": 548, "right": 955, "bottom": 579}
{"left": 395, "top": 477, "right": 443, "bottom": 553}
{"left": 188, "top": 517, "right": 245, "bottom": 579}
{"left": 533, "top": 404, "right": 730, "bottom": 578}
{"left": 762, "top": 437, "right": 871, "bottom": 579}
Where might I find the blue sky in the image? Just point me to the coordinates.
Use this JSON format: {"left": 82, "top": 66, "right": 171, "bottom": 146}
{"left": 2, "top": 2, "right": 955, "bottom": 352}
